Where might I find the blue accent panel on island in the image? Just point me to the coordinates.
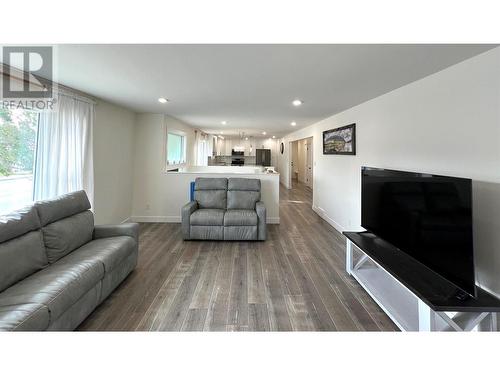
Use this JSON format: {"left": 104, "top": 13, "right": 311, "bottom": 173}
{"left": 190, "top": 181, "right": 195, "bottom": 201}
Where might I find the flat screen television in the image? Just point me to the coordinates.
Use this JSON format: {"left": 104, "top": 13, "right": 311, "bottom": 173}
{"left": 361, "top": 167, "right": 476, "bottom": 297}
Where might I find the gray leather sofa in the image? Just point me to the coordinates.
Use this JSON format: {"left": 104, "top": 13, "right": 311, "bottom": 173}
{"left": 182, "top": 177, "right": 266, "bottom": 241}
{"left": 0, "top": 190, "right": 138, "bottom": 331}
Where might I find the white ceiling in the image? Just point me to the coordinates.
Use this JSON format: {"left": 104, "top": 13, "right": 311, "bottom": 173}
{"left": 45, "top": 45, "right": 495, "bottom": 137}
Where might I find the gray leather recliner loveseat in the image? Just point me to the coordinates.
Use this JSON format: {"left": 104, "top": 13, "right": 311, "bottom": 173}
{"left": 0, "top": 190, "right": 138, "bottom": 331}
{"left": 182, "top": 177, "right": 266, "bottom": 241}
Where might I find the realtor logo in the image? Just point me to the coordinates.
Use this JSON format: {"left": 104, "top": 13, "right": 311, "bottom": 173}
{"left": 2, "top": 46, "right": 53, "bottom": 99}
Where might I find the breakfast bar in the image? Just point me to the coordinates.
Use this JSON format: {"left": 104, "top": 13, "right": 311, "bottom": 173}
{"left": 132, "top": 166, "right": 280, "bottom": 224}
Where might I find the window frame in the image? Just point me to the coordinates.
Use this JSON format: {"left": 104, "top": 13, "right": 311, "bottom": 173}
{"left": 165, "top": 128, "right": 187, "bottom": 170}
{"left": 0, "top": 106, "right": 40, "bottom": 214}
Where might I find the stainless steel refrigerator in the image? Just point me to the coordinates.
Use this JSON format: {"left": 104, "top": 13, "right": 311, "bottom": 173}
{"left": 256, "top": 149, "right": 271, "bottom": 166}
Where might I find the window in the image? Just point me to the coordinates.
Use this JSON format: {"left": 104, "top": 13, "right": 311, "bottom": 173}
{"left": 167, "top": 132, "right": 186, "bottom": 166}
{"left": 0, "top": 107, "right": 39, "bottom": 214}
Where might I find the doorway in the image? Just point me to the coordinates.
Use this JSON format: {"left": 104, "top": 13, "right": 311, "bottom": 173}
{"left": 290, "top": 137, "right": 313, "bottom": 190}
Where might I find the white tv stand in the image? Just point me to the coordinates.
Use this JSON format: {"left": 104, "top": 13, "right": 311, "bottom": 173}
{"left": 345, "top": 232, "right": 499, "bottom": 332}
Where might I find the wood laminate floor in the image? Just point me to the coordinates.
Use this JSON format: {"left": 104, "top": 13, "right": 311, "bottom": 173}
{"left": 78, "top": 182, "right": 397, "bottom": 331}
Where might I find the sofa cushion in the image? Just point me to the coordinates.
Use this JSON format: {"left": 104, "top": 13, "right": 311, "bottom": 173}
{"left": 47, "top": 284, "right": 101, "bottom": 331}
{"left": 194, "top": 190, "right": 227, "bottom": 210}
{"left": 0, "top": 303, "right": 50, "bottom": 331}
{"left": 0, "top": 254, "right": 103, "bottom": 322}
{"left": 194, "top": 178, "right": 227, "bottom": 209}
{"left": 227, "top": 178, "right": 261, "bottom": 210}
{"left": 0, "top": 205, "right": 41, "bottom": 243}
{"left": 227, "top": 191, "right": 260, "bottom": 210}
{"left": 42, "top": 210, "right": 94, "bottom": 263}
{"left": 0, "top": 230, "right": 48, "bottom": 293}
{"left": 100, "top": 251, "right": 138, "bottom": 303}
{"left": 67, "top": 236, "right": 136, "bottom": 273}
{"left": 35, "top": 190, "right": 91, "bottom": 226}
{"left": 224, "top": 210, "right": 258, "bottom": 226}
{"left": 190, "top": 209, "right": 225, "bottom": 226}
{"left": 228, "top": 178, "right": 260, "bottom": 191}
{"left": 195, "top": 177, "right": 227, "bottom": 191}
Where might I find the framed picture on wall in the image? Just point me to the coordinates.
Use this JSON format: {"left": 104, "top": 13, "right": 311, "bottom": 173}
{"left": 323, "top": 123, "right": 356, "bottom": 155}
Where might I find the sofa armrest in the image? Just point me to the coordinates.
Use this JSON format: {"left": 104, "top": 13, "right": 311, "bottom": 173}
{"left": 182, "top": 201, "right": 198, "bottom": 240}
{"left": 256, "top": 201, "right": 266, "bottom": 241}
{"left": 93, "top": 223, "right": 139, "bottom": 243}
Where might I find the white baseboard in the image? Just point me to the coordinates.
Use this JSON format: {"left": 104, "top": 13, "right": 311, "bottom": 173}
{"left": 130, "top": 215, "right": 180, "bottom": 223}
{"left": 312, "top": 205, "right": 345, "bottom": 233}
{"left": 130, "top": 215, "right": 280, "bottom": 224}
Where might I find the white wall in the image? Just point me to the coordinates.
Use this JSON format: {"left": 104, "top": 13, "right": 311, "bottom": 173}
{"left": 131, "top": 170, "right": 280, "bottom": 224}
{"left": 131, "top": 113, "right": 197, "bottom": 217}
{"left": 278, "top": 47, "right": 500, "bottom": 297}
{"left": 93, "top": 100, "right": 136, "bottom": 225}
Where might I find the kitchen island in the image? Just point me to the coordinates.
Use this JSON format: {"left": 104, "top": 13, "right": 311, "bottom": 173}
{"left": 131, "top": 166, "right": 280, "bottom": 224}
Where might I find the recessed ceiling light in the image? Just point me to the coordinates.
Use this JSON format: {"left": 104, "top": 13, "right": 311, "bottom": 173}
{"left": 158, "top": 97, "right": 169, "bottom": 104}
{"left": 221, "top": 121, "right": 227, "bottom": 125}
{"left": 262, "top": 131, "right": 266, "bottom": 135}
{"left": 245, "top": 137, "right": 248, "bottom": 140}
{"left": 291, "top": 121, "right": 297, "bottom": 126}
{"left": 272, "top": 136, "right": 276, "bottom": 139}
{"left": 292, "top": 99, "right": 303, "bottom": 106}
{"left": 220, "top": 131, "right": 224, "bottom": 134}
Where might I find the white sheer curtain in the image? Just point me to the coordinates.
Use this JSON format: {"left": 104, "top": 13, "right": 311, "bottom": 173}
{"left": 33, "top": 94, "right": 95, "bottom": 206}
{"left": 207, "top": 135, "right": 213, "bottom": 159}
{"left": 193, "top": 130, "right": 200, "bottom": 165}
{"left": 196, "top": 132, "right": 211, "bottom": 166}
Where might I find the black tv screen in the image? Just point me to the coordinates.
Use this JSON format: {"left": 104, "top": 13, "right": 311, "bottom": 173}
{"left": 361, "top": 167, "right": 475, "bottom": 297}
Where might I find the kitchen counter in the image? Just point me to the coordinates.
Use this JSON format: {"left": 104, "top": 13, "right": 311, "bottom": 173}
{"left": 142, "top": 165, "right": 281, "bottom": 224}
{"left": 170, "top": 165, "right": 279, "bottom": 175}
